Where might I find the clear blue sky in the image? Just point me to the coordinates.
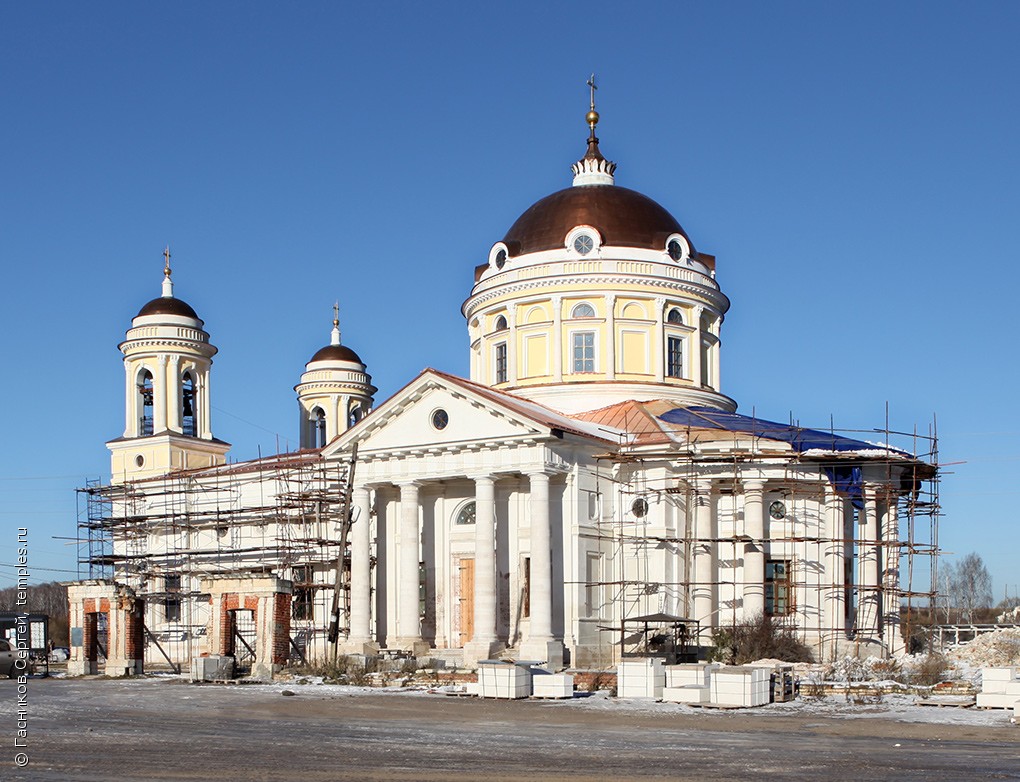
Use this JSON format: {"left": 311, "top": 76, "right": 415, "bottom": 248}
{"left": 1, "top": 2, "right": 1017, "bottom": 602}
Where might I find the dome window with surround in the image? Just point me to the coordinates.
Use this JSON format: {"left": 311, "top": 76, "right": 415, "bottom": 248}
{"left": 573, "top": 234, "right": 594, "bottom": 255}
{"left": 665, "top": 234, "right": 690, "bottom": 263}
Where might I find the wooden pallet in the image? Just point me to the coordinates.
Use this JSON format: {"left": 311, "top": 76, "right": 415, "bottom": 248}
{"left": 916, "top": 698, "right": 975, "bottom": 709}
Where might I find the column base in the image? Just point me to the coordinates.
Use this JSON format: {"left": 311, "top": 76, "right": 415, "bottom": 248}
{"left": 518, "top": 638, "right": 565, "bottom": 671}
{"left": 68, "top": 660, "right": 99, "bottom": 676}
{"left": 394, "top": 638, "right": 432, "bottom": 658}
{"left": 104, "top": 658, "right": 143, "bottom": 677}
{"left": 462, "top": 639, "right": 504, "bottom": 669}
{"left": 341, "top": 639, "right": 380, "bottom": 657}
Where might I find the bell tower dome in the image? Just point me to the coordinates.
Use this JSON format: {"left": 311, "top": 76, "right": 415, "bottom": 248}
{"left": 295, "top": 304, "right": 376, "bottom": 449}
{"left": 107, "top": 248, "right": 230, "bottom": 483}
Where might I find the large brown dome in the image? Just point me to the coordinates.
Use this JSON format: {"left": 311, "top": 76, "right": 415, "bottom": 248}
{"left": 502, "top": 185, "right": 692, "bottom": 256}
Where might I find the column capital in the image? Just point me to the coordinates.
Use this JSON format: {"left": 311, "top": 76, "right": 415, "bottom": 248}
{"left": 689, "top": 477, "right": 713, "bottom": 493}
{"left": 394, "top": 479, "right": 423, "bottom": 489}
{"left": 467, "top": 473, "right": 497, "bottom": 484}
{"left": 742, "top": 479, "right": 766, "bottom": 494}
{"left": 524, "top": 468, "right": 554, "bottom": 479}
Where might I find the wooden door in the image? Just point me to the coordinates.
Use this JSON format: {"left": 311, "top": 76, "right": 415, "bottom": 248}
{"left": 459, "top": 558, "right": 475, "bottom": 646}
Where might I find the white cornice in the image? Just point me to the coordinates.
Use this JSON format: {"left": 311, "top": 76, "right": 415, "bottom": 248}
{"left": 464, "top": 273, "right": 729, "bottom": 317}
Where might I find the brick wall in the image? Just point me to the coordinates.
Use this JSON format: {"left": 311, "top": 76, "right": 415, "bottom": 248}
{"left": 272, "top": 593, "right": 291, "bottom": 665}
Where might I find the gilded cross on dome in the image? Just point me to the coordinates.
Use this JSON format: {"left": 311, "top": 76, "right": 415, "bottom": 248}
{"left": 586, "top": 74, "right": 600, "bottom": 139}
{"left": 163, "top": 246, "right": 172, "bottom": 277}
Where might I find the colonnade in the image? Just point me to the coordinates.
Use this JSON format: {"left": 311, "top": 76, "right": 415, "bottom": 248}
{"left": 345, "top": 470, "right": 564, "bottom": 667}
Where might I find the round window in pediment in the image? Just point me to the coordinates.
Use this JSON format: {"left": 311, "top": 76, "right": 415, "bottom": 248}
{"left": 431, "top": 409, "right": 449, "bottom": 430}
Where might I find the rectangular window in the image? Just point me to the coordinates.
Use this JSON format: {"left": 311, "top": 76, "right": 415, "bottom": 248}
{"left": 572, "top": 331, "right": 595, "bottom": 373}
{"left": 584, "top": 553, "right": 602, "bottom": 618}
{"left": 165, "top": 575, "right": 182, "bottom": 622}
{"left": 667, "top": 335, "right": 684, "bottom": 378}
{"left": 494, "top": 341, "right": 508, "bottom": 384}
{"left": 765, "top": 560, "right": 793, "bottom": 616}
{"left": 292, "top": 566, "right": 313, "bottom": 621}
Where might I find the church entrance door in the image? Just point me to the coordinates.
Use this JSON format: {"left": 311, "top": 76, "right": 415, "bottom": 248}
{"left": 459, "top": 558, "right": 474, "bottom": 646}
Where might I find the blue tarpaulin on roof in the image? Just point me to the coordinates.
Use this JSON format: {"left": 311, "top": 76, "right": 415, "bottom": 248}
{"left": 657, "top": 407, "right": 901, "bottom": 509}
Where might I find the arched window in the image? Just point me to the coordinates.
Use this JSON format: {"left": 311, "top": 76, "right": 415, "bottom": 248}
{"left": 571, "top": 302, "right": 595, "bottom": 319}
{"left": 494, "top": 314, "right": 508, "bottom": 331}
{"left": 138, "top": 370, "right": 154, "bottom": 436}
{"left": 455, "top": 501, "right": 476, "bottom": 525}
{"left": 182, "top": 372, "right": 196, "bottom": 436}
{"left": 348, "top": 405, "right": 363, "bottom": 428}
{"left": 667, "top": 308, "right": 684, "bottom": 325}
{"left": 313, "top": 407, "right": 327, "bottom": 448}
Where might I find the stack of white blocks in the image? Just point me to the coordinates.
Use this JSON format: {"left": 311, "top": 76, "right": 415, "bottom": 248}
{"left": 531, "top": 671, "right": 575, "bottom": 699}
{"left": 616, "top": 658, "right": 665, "bottom": 699}
{"left": 709, "top": 665, "right": 771, "bottom": 707}
{"left": 662, "top": 663, "right": 717, "bottom": 704}
{"left": 976, "top": 666, "right": 1020, "bottom": 710}
{"left": 478, "top": 661, "right": 533, "bottom": 699}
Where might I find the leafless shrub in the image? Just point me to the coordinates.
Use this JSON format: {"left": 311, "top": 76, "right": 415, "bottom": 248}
{"left": 709, "top": 613, "right": 813, "bottom": 665}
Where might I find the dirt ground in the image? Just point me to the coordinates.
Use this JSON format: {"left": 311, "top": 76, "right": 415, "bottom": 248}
{"left": 3, "top": 677, "right": 1018, "bottom": 782}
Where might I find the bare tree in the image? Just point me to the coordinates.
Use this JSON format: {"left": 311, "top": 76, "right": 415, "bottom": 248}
{"left": 946, "top": 553, "right": 993, "bottom": 623}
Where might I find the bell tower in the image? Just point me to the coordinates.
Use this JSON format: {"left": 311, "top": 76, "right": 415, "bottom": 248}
{"left": 107, "top": 249, "right": 230, "bottom": 483}
{"left": 295, "top": 304, "right": 375, "bottom": 448}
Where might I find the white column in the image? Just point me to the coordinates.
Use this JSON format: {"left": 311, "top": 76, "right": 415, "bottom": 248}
{"left": 348, "top": 485, "right": 374, "bottom": 649}
{"left": 340, "top": 394, "right": 351, "bottom": 433}
{"left": 520, "top": 471, "right": 564, "bottom": 667}
{"left": 552, "top": 295, "right": 563, "bottom": 382}
{"left": 507, "top": 308, "right": 518, "bottom": 385}
{"left": 167, "top": 357, "right": 181, "bottom": 432}
{"left": 124, "top": 363, "right": 135, "bottom": 436}
{"left": 823, "top": 483, "right": 846, "bottom": 654}
{"left": 153, "top": 355, "right": 168, "bottom": 433}
{"left": 691, "top": 479, "right": 714, "bottom": 642}
{"left": 691, "top": 305, "right": 703, "bottom": 386}
{"left": 396, "top": 481, "right": 424, "bottom": 649}
{"left": 465, "top": 474, "right": 500, "bottom": 663}
{"left": 653, "top": 297, "right": 666, "bottom": 382}
{"left": 881, "top": 497, "right": 902, "bottom": 650}
{"left": 742, "top": 479, "right": 766, "bottom": 618}
{"left": 200, "top": 369, "right": 212, "bottom": 438}
{"left": 858, "top": 489, "right": 881, "bottom": 642}
{"left": 605, "top": 294, "right": 616, "bottom": 380}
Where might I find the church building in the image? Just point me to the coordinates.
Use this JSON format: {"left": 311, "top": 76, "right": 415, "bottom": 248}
{"left": 70, "top": 96, "right": 937, "bottom": 677}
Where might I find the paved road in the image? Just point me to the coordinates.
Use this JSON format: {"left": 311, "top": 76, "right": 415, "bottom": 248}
{"left": 3, "top": 678, "right": 1018, "bottom": 781}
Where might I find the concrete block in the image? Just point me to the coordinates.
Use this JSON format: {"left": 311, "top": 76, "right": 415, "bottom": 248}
{"left": 662, "top": 685, "right": 709, "bottom": 704}
{"left": 478, "top": 662, "right": 532, "bottom": 699}
{"left": 665, "top": 663, "right": 716, "bottom": 688}
{"left": 976, "top": 692, "right": 1020, "bottom": 709}
{"left": 710, "top": 665, "right": 769, "bottom": 707}
{"left": 982, "top": 667, "right": 1018, "bottom": 682}
{"left": 532, "top": 672, "right": 574, "bottom": 699}
{"left": 617, "top": 659, "right": 665, "bottom": 700}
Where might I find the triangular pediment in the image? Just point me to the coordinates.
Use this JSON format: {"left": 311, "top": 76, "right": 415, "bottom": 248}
{"left": 323, "top": 370, "right": 566, "bottom": 457}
